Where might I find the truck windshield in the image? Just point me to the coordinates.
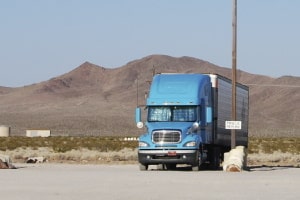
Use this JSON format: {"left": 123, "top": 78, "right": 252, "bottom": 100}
{"left": 148, "top": 106, "right": 197, "bottom": 122}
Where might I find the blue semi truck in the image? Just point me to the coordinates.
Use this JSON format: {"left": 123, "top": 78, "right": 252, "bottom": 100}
{"left": 135, "top": 73, "right": 249, "bottom": 171}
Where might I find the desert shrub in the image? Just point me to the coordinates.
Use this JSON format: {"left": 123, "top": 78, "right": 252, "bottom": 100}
{"left": 0, "top": 136, "right": 138, "bottom": 152}
{"left": 2, "top": 136, "right": 298, "bottom": 154}
{"left": 248, "top": 137, "right": 300, "bottom": 154}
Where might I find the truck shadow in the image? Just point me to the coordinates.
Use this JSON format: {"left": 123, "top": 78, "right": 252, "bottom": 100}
{"left": 148, "top": 164, "right": 299, "bottom": 172}
{"left": 148, "top": 163, "right": 222, "bottom": 171}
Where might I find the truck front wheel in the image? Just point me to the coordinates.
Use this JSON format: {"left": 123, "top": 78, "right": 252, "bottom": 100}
{"left": 191, "top": 151, "right": 201, "bottom": 171}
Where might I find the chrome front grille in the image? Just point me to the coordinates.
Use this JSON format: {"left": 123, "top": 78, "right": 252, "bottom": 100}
{"left": 152, "top": 130, "right": 181, "bottom": 143}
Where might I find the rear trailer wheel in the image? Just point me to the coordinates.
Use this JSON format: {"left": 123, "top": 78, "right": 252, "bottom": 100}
{"left": 139, "top": 164, "right": 148, "bottom": 171}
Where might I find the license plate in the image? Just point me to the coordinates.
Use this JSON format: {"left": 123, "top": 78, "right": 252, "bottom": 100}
{"left": 168, "top": 151, "right": 177, "bottom": 156}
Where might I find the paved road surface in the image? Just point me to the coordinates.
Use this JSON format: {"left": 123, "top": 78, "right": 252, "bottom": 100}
{"left": 0, "top": 164, "right": 299, "bottom": 200}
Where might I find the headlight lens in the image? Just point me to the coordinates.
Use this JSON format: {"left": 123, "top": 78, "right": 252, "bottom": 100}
{"left": 138, "top": 141, "right": 149, "bottom": 147}
{"left": 136, "top": 122, "right": 144, "bottom": 128}
{"left": 184, "top": 141, "right": 196, "bottom": 147}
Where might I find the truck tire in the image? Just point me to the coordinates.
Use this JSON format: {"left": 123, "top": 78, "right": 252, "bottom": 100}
{"left": 191, "top": 151, "right": 201, "bottom": 171}
{"left": 139, "top": 164, "right": 148, "bottom": 171}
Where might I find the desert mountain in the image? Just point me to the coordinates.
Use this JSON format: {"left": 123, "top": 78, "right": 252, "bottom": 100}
{"left": 0, "top": 55, "right": 299, "bottom": 137}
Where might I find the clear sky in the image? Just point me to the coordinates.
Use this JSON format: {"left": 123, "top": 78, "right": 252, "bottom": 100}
{"left": 0, "top": 0, "right": 299, "bottom": 87}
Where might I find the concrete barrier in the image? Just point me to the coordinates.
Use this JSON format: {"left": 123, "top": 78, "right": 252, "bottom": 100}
{"left": 223, "top": 146, "right": 247, "bottom": 172}
{"left": 236, "top": 145, "right": 248, "bottom": 167}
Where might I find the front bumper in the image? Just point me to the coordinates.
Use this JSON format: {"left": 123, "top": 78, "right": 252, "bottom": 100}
{"left": 138, "top": 149, "right": 199, "bottom": 165}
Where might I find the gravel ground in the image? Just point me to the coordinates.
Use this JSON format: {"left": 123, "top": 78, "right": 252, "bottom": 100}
{"left": 0, "top": 164, "right": 299, "bottom": 200}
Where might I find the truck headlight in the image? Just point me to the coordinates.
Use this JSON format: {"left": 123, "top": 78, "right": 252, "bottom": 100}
{"left": 184, "top": 141, "right": 196, "bottom": 147}
{"left": 136, "top": 122, "right": 144, "bottom": 129}
{"left": 139, "top": 141, "right": 149, "bottom": 147}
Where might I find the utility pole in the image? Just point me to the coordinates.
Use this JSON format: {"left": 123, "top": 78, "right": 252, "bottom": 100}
{"left": 231, "top": 0, "right": 237, "bottom": 149}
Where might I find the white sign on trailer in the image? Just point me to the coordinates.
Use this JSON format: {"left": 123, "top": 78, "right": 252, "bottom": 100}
{"left": 225, "top": 121, "right": 242, "bottom": 130}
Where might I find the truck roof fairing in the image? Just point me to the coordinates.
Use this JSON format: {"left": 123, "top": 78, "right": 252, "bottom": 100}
{"left": 147, "top": 74, "right": 210, "bottom": 105}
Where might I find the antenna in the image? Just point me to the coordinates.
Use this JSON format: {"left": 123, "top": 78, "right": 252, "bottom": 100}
{"left": 152, "top": 65, "right": 155, "bottom": 77}
{"left": 136, "top": 76, "right": 139, "bottom": 107}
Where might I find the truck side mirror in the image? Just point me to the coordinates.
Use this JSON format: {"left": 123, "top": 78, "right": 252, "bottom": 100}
{"left": 135, "top": 107, "right": 144, "bottom": 128}
{"left": 201, "top": 107, "right": 212, "bottom": 126}
{"left": 206, "top": 107, "right": 212, "bottom": 123}
{"left": 135, "top": 107, "right": 141, "bottom": 123}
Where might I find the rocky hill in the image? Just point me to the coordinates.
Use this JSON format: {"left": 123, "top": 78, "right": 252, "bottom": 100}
{"left": 0, "top": 55, "right": 299, "bottom": 137}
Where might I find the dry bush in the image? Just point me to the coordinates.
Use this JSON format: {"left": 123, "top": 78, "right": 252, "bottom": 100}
{"left": 1, "top": 147, "right": 138, "bottom": 164}
{"left": 247, "top": 151, "right": 300, "bottom": 167}
{"left": 248, "top": 137, "right": 300, "bottom": 154}
{"left": 0, "top": 136, "right": 138, "bottom": 152}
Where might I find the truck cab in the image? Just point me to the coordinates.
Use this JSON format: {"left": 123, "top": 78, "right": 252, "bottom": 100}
{"left": 135, "top": 74, "right": 213, "bottom": 171}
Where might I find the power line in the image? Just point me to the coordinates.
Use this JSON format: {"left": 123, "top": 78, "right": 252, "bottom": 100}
{"left": 244, "top": 84, "right": 300, "bottom": 88}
